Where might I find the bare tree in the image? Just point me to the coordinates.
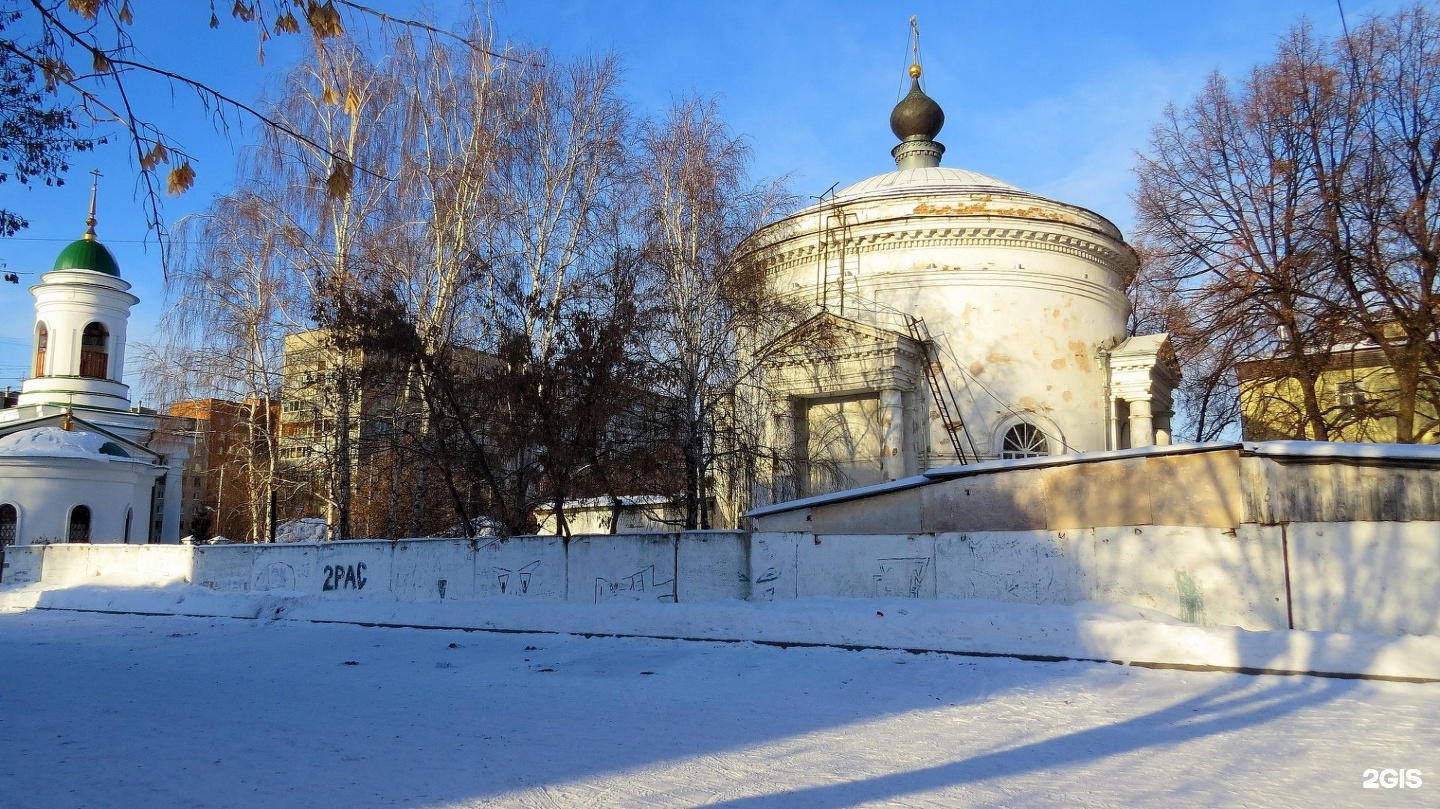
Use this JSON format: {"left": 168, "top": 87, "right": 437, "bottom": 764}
{"left": 142, "top": 192, "right": 299, "bottom": 542}
{"left": 1323, "top": 5, "right": 1440, "bottom": 442}
{"left": 635, "top": 96, "right": 796, "bottom": 528}
{"left": 3, "top": 0, "right": 511, "bottom": 248}
{"left": 1133, "top": 14, "right": 1436, "bottom": 442}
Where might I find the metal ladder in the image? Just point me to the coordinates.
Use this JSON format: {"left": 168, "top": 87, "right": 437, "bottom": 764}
{"left": 906, "top": 316, "right": 977, "bottom": 465}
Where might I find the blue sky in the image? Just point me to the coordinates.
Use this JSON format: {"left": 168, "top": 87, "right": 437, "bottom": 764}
{"left": 0, "top": 0, "right": 1417, "bottom": 396}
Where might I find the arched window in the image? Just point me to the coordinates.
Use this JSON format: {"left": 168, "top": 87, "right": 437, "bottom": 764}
{"left": 80, "top": 322, "right": 109, "bottom": 379}
{"left": 1001, "top": 422, "right": 1050, "bottom": 459}
{"left": 0, "top": 504, "right": 17, "bottom": 546}
{"left": 34, "top": 323, "right": 48, "bottom": 377}
{"left": 67, "top": 505, "right": 91, "bottom": 544}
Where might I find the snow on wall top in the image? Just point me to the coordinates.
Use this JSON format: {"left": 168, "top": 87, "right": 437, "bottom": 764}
{"left": 0, "top": 426, "right": 129, "bottom": 460}
{"left": 746, "top": 440, "right": 1440, "bottom": 518}
{"left": 1244, "top": 440, "right": 1440, "bottom": 461}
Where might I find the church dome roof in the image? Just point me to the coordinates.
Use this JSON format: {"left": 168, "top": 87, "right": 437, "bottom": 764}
{"left": 53, "top": 237, "right": 121, "bottom": 277}
{"left": 889, "top": 75, "right": 945, "bottom": 141}
{"left": 833, "top": 166, "right": 1024, "bottom": 202}
{"left": 778, "top": 164, "right": 1124, "bottom": 245}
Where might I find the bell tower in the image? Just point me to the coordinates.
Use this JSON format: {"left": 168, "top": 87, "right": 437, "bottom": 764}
{"left": 17, "top": 173, "right": 139, "bottom": 412}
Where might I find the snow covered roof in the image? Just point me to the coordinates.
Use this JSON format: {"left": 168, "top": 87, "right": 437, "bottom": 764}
{"left": 0, "top": 426, "right": 135, "bottom": 460}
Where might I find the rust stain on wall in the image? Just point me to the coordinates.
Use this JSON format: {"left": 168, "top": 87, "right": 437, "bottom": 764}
{"left": 1069, "top": 340, "right": 1091, "bottom": 373}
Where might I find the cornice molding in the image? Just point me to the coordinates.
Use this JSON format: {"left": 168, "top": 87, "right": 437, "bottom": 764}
{"left": 755, "top": 223, "right": 1132, "bottom": 278}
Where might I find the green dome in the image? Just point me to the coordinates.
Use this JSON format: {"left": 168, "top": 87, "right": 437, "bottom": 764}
{"left": 53, "top": 238, "right": 121, "bottom": 277}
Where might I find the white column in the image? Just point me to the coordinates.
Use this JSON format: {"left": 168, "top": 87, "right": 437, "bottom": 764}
{"left": 879, "top": 387, "right": 905, "bottom": 481}
{"left": 1154, "top": 412, "right": 1173, "bottom": 446}
{"left": 1128, "top": 398, "right": 1155, "bottom": 448}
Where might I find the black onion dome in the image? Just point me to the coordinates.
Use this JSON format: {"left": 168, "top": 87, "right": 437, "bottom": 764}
{"left": 889, "top": 77, "right": 945, "bottom": 141}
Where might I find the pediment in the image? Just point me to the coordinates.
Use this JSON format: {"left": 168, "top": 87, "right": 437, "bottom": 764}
{"left": 759, "top": 311, "right": 922, "bottom": 364}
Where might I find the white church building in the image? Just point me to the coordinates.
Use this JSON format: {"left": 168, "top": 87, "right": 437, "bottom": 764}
{"left": 0, "top": 194, "right": 186, "bottom": 547}
{"left": 745, "top": 63, "right": 1178, "bottom": 501}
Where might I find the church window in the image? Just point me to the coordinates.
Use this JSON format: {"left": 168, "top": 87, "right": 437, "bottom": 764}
{"left": 1001, "top": 422, "right": 1049, "bottom": 459}
{"left": 80, "top": 322, "right": 109, "bottom": 379}
{"left": 34, "top": 323, "right": 48, "bottom": 377}
{"left": 67, "top": 505, "right": 91, "bottom": 544}
{"left": 0, "top": 504, "right": 17, "bottom": 546}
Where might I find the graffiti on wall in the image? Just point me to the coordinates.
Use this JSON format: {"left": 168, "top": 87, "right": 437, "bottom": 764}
{"left": 752, "top": 567, "right": 781, "bottom": 599}
{"left": 254, "top": 562, "right": 296, "bottom": 592}
{"left": 874, "top": 557, "right": 929, "bottom": 598}
{"left": 494, "top": 560, "right": 540, "bottom": 595}
{"left": 595, "top": 565, "right": 675, "bottom": 603}
{"left": 323, "top": 563, "right": 368, "bottom": 591}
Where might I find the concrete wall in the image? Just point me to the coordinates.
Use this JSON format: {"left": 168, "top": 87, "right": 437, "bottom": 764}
{"left": 741, "top": 445, "right": 1440, "bottom": 636}
{"left": 3, "top": 484, "right": 1436, "bottom": 639}
{"left": 753, "top": 447, "right": 1249, "bottom": 535}
{"left": 751, "top": 526, "right": 1290, "bottom": 631}
{"left": 29, "top": 543, "right": 192, "bottom": 586}
{"left": 3, "top": 533, "right": 751, "bottom": 605}
{"left": 474, "top": 536, "right": 567, "bottom": 600}
{"left": 1, "top": 545, "right": 43, "bottom": 585}
{"left": 1287, "top": 521, "right": 1440, "bottom": 636}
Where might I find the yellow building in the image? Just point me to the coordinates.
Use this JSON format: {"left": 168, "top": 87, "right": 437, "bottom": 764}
{"left": 1236, "top": 341, "right": 1440, "bottom": 443}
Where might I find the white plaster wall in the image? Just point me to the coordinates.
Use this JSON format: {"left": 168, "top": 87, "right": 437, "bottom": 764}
{"left": 754, "top": 526, "right": 1287, "bottom": 631}
{"left": 749, "top": 532, "right": 803, "bottom": 601}
{"left": 1089, "top": 525, "right": 1287, "bottom": 630}
{"left": 0, "top": 458, "right": 157, "bottom": 545}
{"left": 752, "top": 533, "right": 965, "bottom": 603}
{"left": 38, "top": 544, "right": 190, "bottom": 586}
{"left": 250, "top": 544, "right": 319, "bottom": 593}
{"left": 676, "top": 532, "right": 749, "bottom": 602}
{"left": 20, "top": 271, "right": 138, "bottom": 409}
{"left": 1288, "top": 521, "right": 1440, "bottom": 636}
{"left": 1, "top": 545, "right": 43, "bottom": 584}
{"left": 760, "top": 182, "right": 1133, "bottom": 464}
{"left": 314, "top": 541, "right": 394, "bottom": 599}
{"left": 795, "top": 534, "right": 938, "bottom": 600}
{"left": 12, "top": 525, "right": 1434, "bottom": 637}
{"left": 856, "top": 263, "right": 1124, "bottom": 460}
{"left": 568, "top": 533, "right": 677, "bottom": 604}
{"left": 390, "top": 539, "right": 475, "bottom": 602}
{"left": 935, "top": 530, "right": 1088, "bottom": 604}
{"left": 473, "top": 536, "right": 566, "bottom": 600}
{"left": 193, "top": 544, "right": 258, "bottom": 592}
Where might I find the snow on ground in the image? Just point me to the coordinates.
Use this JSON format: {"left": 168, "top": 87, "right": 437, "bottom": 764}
{"left": 0, "top": 608, "right": 1436, "bottom": 808}
{"left": 3, "top": 581, "right": 1439, "bottom": 681}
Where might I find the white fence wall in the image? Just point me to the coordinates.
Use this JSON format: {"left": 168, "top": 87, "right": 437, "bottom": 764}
{"left": 1, "top": 546, "right": 43, "bottom": 585}
{"left": 474, "top": 536, "right": 567, "bottom": 600}
{"left": 751, "top": 523, "right": 1432, "bottom": 636}
{"left": 2, "top": 533, "right": 750, "bottom": 605}
{"left": 4, "top": 524, "right": 1438, "bottom": 637}
{"left": 26, "top": 544, "right": 191, "bottom": 587}
{"left": 1288, "top": 521, "right": 1440, "bottom": 636}
{"left": 392, "top": 539, "right": 476, "bottom": 602}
